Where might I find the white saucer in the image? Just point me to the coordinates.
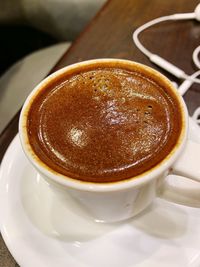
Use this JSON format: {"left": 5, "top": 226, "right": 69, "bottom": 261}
{"left": 1, "top": 118, "right": 200, "bottom": 267}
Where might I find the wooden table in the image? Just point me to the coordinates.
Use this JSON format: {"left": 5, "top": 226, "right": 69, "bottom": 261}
{"left": 0, "top": 0, "right": 200, "bottom": 265}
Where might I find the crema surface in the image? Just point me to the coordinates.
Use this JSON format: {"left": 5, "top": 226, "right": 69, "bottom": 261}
{"left": 27, "top": 66, "right": 182, "bottom": 183}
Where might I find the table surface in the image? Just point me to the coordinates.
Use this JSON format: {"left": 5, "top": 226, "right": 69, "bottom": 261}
{"left": 0, "top": 0, "right": 200, "bottom": 265}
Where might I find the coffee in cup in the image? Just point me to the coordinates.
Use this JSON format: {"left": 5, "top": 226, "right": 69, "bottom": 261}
{"left": 19, "top": 59, "right": 200, "bottom": 222}
{"left": 25, "top": 61, "right": 182, "bottom": 183}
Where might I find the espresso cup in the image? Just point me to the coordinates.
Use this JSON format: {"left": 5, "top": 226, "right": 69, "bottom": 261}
{"left": 19, "top": 59, "right": 200, "bottom": 222}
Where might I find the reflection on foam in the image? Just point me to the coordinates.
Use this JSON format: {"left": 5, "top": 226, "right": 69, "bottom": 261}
{"left": 103, "top": 100, "right": 129, "bottom": 125}
{"left": 69, "top": 127, "right": 87, "bottom": 148}
{"left": 127, "top": 90, "right": 156, "bottom": 101}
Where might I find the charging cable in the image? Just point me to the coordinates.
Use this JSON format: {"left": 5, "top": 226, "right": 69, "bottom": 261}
{"left": 133, "top": 4, "right": 200, "bottom": 86}
{"left": 178, "top": 70, "right": 200, "bottom": 95}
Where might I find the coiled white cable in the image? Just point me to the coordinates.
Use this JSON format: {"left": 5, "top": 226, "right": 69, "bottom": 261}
{"left": 133, "top": 15, "right": 173, "bottom": 58}
{"left": 133, "top": 12, "right": 200, "bottom": 84}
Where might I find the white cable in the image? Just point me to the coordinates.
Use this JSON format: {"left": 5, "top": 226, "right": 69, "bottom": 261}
{"left": 172, "top": 13, "right": 196, "bottom": 20}
{"left": 133, "top": 13, "right": 200, "bottom": 84}
{"left": 132, "top": 14, "right": 196, "bottom": 58}
{"left": 150, "top": 54, "right": 186, "bottom": 78}
{"left": 182, "top": 73, "right": 200, "bottom": 84}
{"left": 178, "top": 70, "right": 200, "bottom": 96}
{"left": 133, "top": 15, "right": 174, "bottom": 58}
{"left": 151, "top": 56, "right": 200, "bottom": 84}
{"left": 192, "top": 45, "right": 200, "bottom": 69}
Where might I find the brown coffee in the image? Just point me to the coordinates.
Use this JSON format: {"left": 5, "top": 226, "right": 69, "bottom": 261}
{"left": 27, "top": 62, "right": 182, "bottom": 183}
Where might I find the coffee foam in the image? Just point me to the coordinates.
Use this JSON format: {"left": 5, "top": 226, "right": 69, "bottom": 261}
{"left": 27, "top": 67, "right": 182, "bottom": 183}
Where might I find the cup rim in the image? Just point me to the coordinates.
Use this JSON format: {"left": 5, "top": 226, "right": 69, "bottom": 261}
{"left": 19, "top": 58, "right": 188, "bottom": 192}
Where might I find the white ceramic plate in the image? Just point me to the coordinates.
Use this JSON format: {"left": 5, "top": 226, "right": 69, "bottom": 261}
{"left": 1, "top": 118, "right": 200, "bottom": 267}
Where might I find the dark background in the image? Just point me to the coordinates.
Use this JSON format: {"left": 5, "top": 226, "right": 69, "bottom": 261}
{"left": 0, "top": 25, "right": 58, "bottom": 76}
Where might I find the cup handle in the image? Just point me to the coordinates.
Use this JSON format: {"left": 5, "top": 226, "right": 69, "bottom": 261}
{"left": 157, "top": 140, "right": 200, "bottom": 207}
{"left": 171, "top": 140, "right": 200, "bottom": 182}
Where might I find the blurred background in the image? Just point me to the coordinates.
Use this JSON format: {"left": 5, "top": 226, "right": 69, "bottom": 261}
{"left": 0, "top": 0, "right": 106, "bottom": 133}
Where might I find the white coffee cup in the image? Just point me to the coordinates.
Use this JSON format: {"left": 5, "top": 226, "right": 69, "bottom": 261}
{"left": 19, "top": 59, "right": 200, "bottom": 223}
